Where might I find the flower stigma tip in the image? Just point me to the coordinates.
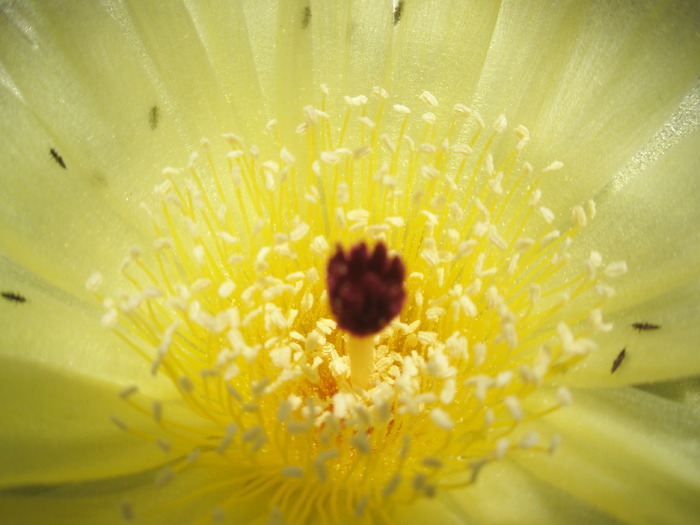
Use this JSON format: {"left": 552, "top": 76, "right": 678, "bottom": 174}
{"left": 88, "top": 86, "right": 625, "bottom": 524}
{"left": 327, "top": 241, "right": 406, "bottom": 337}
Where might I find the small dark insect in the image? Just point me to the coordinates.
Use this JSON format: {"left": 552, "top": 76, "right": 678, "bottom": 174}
{"left": 611, "top": 347, "right": 626, "bottom": 373}
{"left": 632, "top": 322, "right": 661, "bottom": 332}
{"left": 50, "top": 147, "right": 66, "bottom": 169}
{"left": 393, "top": 0, "right": 404, "bottom": 25}
{"left": 149, "top": 105, "right": 159, "bottom": 130}
{"left": 302, "top": 5, "right": 311, "bottom": 29}
{"left": 2, "top": 291, "right": 27, "bottom": 303}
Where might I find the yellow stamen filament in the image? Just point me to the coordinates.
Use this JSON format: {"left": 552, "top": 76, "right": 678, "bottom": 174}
{"left": 347, "top": 335, "right": 376, "bottom": 389}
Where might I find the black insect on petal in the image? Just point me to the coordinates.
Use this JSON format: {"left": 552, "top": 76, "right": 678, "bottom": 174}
{"left": 2, "top": 291, "right": 27, "bottom": 303}
{"left": 393, "top": 0, "right": 404, "bottom": 25}
{"left": 611, "top": 348, "right": 626, "bottom": 373}
{"left": 50, "top": 148, "right": 66, "bottom": 169}
{"left": 632, "top": 322, "right": 660, "bottom": 332}
{"left": 149, "top": 105, "right": 159, "bottom": 130}
{"left": 302, "top": 5, "right": 311, "bottom": 29}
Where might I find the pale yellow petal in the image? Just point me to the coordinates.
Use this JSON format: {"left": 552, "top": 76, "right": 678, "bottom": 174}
{"left": 170, "top": 0, "right": 267, "bottom": 135}
{"left": 585, "top": 127, "right": 700, "bottom": 311}
{"left": 0, "top": 86, "right": 150, "bottom": 298}
{"left": 470, "top": 0, "right": 700, "bottom": 211}
{"left": 0, "top": 463, "right": 261, "bottom": 525}
{"left": 240, "top": 0, "right": 279, "bottom": 107}
{"left": 0, "top": 255, "right": 172, "bottom": 393}
{"left": 0, "top": 1, "right": 184, "bottom": 295}
{"left": 308, "top": 0, "right": 393, "bottom": 98}
{"left": 1, "top": 2, "right": 699, "bottom": 523}
{"left": 397, "top": 460, "right": 623, "bottom": 525}
{"left": 564, "top": 128, "right": 700, "bottom": 386}
{"left": 564, "top": 280, "right": 700, "bottom": 387}
{"left": 388, "top": 0, "right": 500, "bottom": 109}
{"left": 457, "top": 463, "right": 623, "bottom": 524}
{"left": 0, "top": 0, "right": 183, "bottom": 190}
{"left": 250, "top": 0, "right": 394, "bottom": 131}
{"left": 519, "top": 387, "right": 700, "bottom": 524}
{"left": 0, "top": 357, "right": 171, "bottom": 488}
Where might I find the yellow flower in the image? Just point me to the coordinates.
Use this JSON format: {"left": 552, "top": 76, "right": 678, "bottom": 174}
{"left": 1, "top": 1, "right": 699, "bottom": 524}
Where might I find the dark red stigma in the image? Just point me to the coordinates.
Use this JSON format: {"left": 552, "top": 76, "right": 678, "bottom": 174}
{"left": 326, "top": 241, "right": 406, "bottom": 336}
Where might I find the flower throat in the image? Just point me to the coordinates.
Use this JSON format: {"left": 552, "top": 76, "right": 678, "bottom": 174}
{"left": 87, "top": 87, "right": 625, "bottom": 524}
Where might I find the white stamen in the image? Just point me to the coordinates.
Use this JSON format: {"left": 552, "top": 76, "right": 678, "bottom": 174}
{"left": 430, "top": 407, "right": 454, "bottom": 430}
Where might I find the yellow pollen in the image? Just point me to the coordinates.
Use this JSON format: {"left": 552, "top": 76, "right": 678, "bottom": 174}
{"left": 87, "top": 87, "right": 625, "bottom": 524}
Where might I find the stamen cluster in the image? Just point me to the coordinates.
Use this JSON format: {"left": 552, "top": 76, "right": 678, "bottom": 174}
{"left": 88, "top": 87, "right": 625, "bottom": 524}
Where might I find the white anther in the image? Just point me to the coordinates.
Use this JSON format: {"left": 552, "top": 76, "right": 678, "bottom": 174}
{"left": 507, "top": 253, "right": 520, "bottom": 276}
{"left": 320, "top": 151, "right": 340, "bottom": 165}
{"left": 222, "top": 133, "right": 244, "bottom": 147}
{"left": 488, "top": 226, "right": 508, "bottom": 251}
{"left": 605, "top": 261, "right": 627, "bottom": 277}
{"left": 187, "top": 151, "right": 199, "bottom": 168}
{"left": 281, "top": 466, "right": 304, "bottom": 478}
{"left": 492, "top": 114, "right": 507, "bottom": 132}
{"left": 193, "top": 245, "right": 205, "bottom": 265}
{"left": 529, "top": 284, "right": 542, "bottom": 305}
{"left": 85, "top": 272, "right": 103, "bottom": 292}
{"left": 544, "top": 161, "right": 564, "bottom": 172}
{"left": 503, "top": 323, "right": 518, "bottom": 349}
{"left": 528, "top": 189, "right": 542, "bottom": 206}
{"left": 154, "top": 179, "right": 173, "bottom": 197}
{"left": 515, "top": 237, "right": 535, "bottom": 251}
{"left": 344, "top": 94, "right": 368, "bottom": 107}
{"left": 119, "top": 385, "right": 138, "bottom": 399}
{"left": 494, "top": 438, "right": 509, "bottom": 459}
{"left": 484, "top": 154, "right": 495, "bottom": 176}
{"left": 557, "top": 386, "right": 573, "bottom": 406}
{"left": 514, "top": 124, "right": 530, "bottom": 150}
{"left": 190, "top": 279, "right": 211, "bottom": 294}
{"left": 314, "top": 449, "right": 339, "bottom": 483}
{"left": 354, "top": 145, "right": 372, "bottom": 159}
{"left": 178, "top": 376, "right": 194, "bottom": 393}
{"left": 539, "top": 206, "right": 555, "bottom": 224}
{"left": 420, "top": 90, "right": 439, "bottom": 108}
{"left": 572, "top": 205, "right": 587, "bottom": 227}
{"left": 449, "top": 143, "right": 472, "bottom": 157}
{"left": 504, "top": 396, "right": 523, "bottom": 422}
{"left": 440, "top": 378, "right": 456, "bottom": 405}
{"left": 587, "top": 199, "right": 597, "bottom": 220}
{"left": 595, "top": 283, "right": 616, "bottom": 298}
{"left": 519, "top": 432, "right": 539, "bottom": 449}
{"left": 152, "top": 401, "right": 162, "bottom": 423}
{"left": 430, "top": 407, "right": 454, "bottom": 430}
{"left": 101, "top": 309, "right": 118, "bottom": 329}
{"left": 453, "top": 103, "right": 471, "bottom": 117}
{"left": 540, "top": 230, "right": 560, "bottom": 246}
{"left": 372, "top": 86, "right": 389, "bottom": 99}
{"left": 589, "top": 308, "right": 613, "bottom": 332}
{"left": 382, "top": 475, "right": 402, "bottom": 497}
{"left": 358, "top": 116, "right": 375, "bottom": 129}
{"left": 549, "top": 435, "right": 562, "bottom": 454}
{"left": 350, "top": 434, "right": 371, "bottom": 454}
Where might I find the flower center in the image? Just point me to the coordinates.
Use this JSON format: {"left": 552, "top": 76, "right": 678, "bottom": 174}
{"left": 327, "top": 241, "right": 406, "bottom": 338}
{"left": 88, "top": 87, "right": 624, "bottom": 524}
